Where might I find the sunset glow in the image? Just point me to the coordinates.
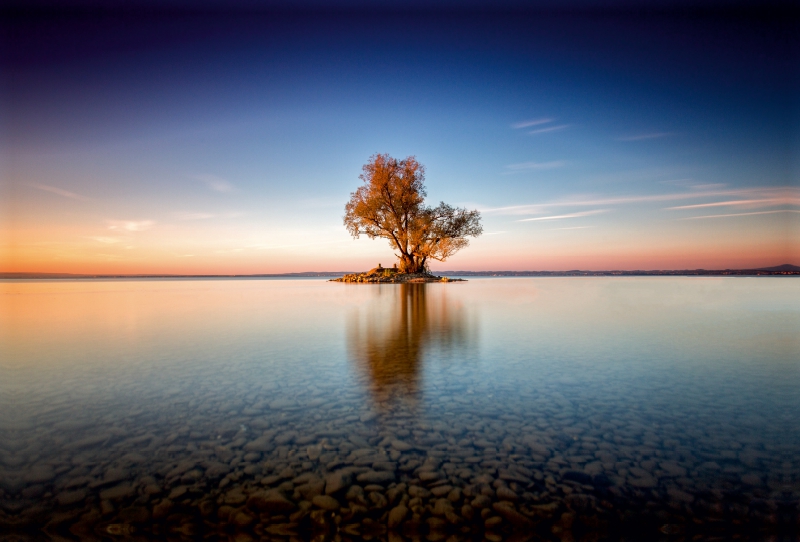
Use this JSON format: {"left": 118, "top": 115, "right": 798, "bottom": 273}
{"left": 3, "top": 7, "right": 797, "bottom": 273}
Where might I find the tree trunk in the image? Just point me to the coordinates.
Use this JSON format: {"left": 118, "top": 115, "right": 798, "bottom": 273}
{"left": 398, "top": 254, "right": 424, "bottom": 274}
{"left": 398, "top": 254, "right": 416, "bottom": 273}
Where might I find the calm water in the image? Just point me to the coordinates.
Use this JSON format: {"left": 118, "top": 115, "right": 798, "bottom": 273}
{"left": 1, "top": 278, "right": 798, "bottom": 540}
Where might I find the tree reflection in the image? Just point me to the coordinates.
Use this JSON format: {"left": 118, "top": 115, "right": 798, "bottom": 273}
{"left": 348, "top": 283, "right": 471, "bottom": 408}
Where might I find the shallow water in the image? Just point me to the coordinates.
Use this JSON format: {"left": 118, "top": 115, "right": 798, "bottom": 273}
{"left": 1, "top": 277, "right": 798, "bottom": 540}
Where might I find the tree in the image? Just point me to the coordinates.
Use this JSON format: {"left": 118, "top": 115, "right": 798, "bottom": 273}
{"left": 344, "top": 153, "right": 483, "bottom": 273}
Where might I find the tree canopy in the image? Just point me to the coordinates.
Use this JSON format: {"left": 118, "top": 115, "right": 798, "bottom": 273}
{"left": 344, "top": 154, "right": 483, "bottom": 274}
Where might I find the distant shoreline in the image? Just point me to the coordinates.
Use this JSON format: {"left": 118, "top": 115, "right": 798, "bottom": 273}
{"left": 2, "top": 265, "right": 798, "bottom": 279}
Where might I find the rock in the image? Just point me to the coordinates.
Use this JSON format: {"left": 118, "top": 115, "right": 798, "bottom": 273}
{"left": 431, "top": 485, "right": 453, "bottom": 497}
{"left": 741, "top": 473, "right": 762, "bottom": 485}
{"left": 222, "top": 486, "right": 247, "bottom": 506}
{"left": 103, "top": 468, "right": 129, "bottom": 484}
{"left": 144, "top": 484, "right": 162, "bottom": 495}
{"left": 562, "top": 471, "right": 592, "bottom": 485}
{"left": 325, "top": 471, "right": 352, "bottom": 495}
{"left": 660, "top": 461, "right": 687, "bottom": 477}
{"left": 408, "top": 485, "right": 431, "bottom": 498}
{"left": 345, "top": 485, "right": 365, "bottom": 501}
{"left": 499, "top": 469, "right": 531, "bottom": 484}
{"left": 388, "top": 504, "right": 408, "bottom": 528}
{"left": 419, "top": 471, "right": 440, "bottom": 482}
{"left": 296, "top": 480, "right": 325, "bottom": 500}
{"left": 496, "top": 486, "right": 518, "bottom": 501}
{"left": 152, "top": 499, "right": 173, "bottom": 520}
{"left": 484, "top": 516, "right": 503, "bottom": 528}
{"left": 24, "top": 466, "right": 55, "bottom": 484}
{"left": 667, "top": 487, "right": 694, "bottom": 503}
{"left": 244, "top": 436, "right": 273, "bottom": 452}
{"left": 432, "top": 499, "right": 453, "bottom": 516}
{"left": 169, "top": 486, "right": 189, "bottom": 500}
{"left": 368, "top": 491, "right": 389, "bottom": 509}
{"left": 118, "top": 506, "right": 150, "bottom": 523}
{"left": 360, "top": 412, "right": 378, "bottom": 422}
{"left": 391, "top": 440, "right": 413, "bottom": 451}
{"left": 247, "top": 489, "right": 297, "bottom": 513}
{"left": 427, "top": 516, "right": 449, "bottom": 530}
{"left": 629, "top": 475, "right": 658, "bottom": 488}
{"left": 530, "top": 501, "right": 560, "bottom": 519}
{"left": 274, "top": 431, "right": 297, "bottom": 445}
{"left": 493, "top": 502, "right": 533, "bottom": 527}
{"left": 231, "top": 511, "right": 255, "bottom": 526}
{"left": 57, "top": 489, "right": 87, "bottom": 506}
{"left": 307, "top": 445, "right": 322, "bottom": 461}
{"left": 357, "top": 470, "right": 395, "bottom": 484}
{"left": 312, "top": 495, "right": 340, "bottom": 510}
{"left": 100, "top": 484, "right": 134, "bottom": 500}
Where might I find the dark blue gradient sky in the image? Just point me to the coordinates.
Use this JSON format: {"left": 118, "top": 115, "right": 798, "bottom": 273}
{"left": 2, "top": 4, "right": 797, "bottom": 272}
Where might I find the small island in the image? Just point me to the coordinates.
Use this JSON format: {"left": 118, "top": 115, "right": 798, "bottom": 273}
{"left": 335, "top": 153, "right": 482, "bottom": 284}
{"left": 331, "top": 263, "right": 463, "bottom": 283}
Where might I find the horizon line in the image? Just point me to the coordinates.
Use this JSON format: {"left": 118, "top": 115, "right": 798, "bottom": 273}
{"left": 2, "top": 264, "right": 798, "bottom": 279}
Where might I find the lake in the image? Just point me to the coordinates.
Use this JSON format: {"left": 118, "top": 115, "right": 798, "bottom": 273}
{"left": 1, "top": 277, "right": 798, "bottom": 540}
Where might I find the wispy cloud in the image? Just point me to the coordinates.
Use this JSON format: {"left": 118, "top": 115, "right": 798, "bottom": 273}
{"left": 548, "top": 226, "right": 596, "bottom": 230}
{"left": 107, "top": 220, "right": 155, "bottom": 232}
{"left": 519, "top": 209, "right": 608, "bottom": 222}
{"left": 482, "top": 187, "right": 798, "bottom": 216}
{"left": 528, "top": 124, "right": 570, "bottom": 135}
{"left": 29, "top": 183, "right": 90, "bottom": 200}
{"left": 617, "top": 132, "right": 673, "bottom": 141}
{"left": 511, "top": 118, "right": 553, "bottom": 129}
{"left": 87, "top": 236, "right": 120, "bottom": 244}
{"left": 667, "top": 198, "right": 793, "bottom": 210}
{"left": 194, "top": 174, "right": 236, "bottom": 193}
{"left": 680, "top": 210, "right": 800, "bottom": 220}
{"left": 505, "top": 161, "right": 565, "bottom": 173}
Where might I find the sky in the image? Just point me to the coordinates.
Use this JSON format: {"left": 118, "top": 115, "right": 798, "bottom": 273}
{"left": 2, "top": 2, "right": 798, "bottom": 273}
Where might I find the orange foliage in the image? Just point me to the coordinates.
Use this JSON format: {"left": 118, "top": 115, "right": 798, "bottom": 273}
{"left": 344, "top": 154, "right": 482, "bottom": 273}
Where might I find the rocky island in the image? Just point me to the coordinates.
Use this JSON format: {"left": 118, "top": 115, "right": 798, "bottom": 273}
{"left": 331, "top": 264, "right": 463, "bottom": 283}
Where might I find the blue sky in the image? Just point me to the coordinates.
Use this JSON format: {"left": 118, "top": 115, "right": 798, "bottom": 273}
{"left": 3, "top": 6, "right": 797, "bottom": 272}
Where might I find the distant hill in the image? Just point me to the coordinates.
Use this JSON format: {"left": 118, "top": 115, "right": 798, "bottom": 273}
{"left": 756, "top": 264, "right": 800, "bottom": 272}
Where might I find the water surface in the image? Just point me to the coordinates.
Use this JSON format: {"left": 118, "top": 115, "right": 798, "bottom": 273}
{"left": 1, "top": 278, "right": 798, "bottom": 540}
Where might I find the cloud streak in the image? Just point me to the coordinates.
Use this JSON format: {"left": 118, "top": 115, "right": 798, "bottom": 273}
{"left": 511, "top": 118, "right": 553, "bottom": 129}
{"left": 667, "top": 197, "right": 798, "bottom": 210}
{"left": 29, "top": 183, "right": 90, "bottom": 200}
{"left": 528, "top": 124, "right": 570, "bottom": 135}
{"left": 107, "top": 220, "right": 155, "bottom": 232}
{"left": 194, "top": 175, "right": 236, "bottom": 193}
{"left": 519, "top": 209, "right": 608, "bottom": 222}
{"left": 617, "top": 132, "right": 673, "bottom": 141}
{"left": 482, "top": 187, "right": 797, "bottom": 216}
{"left": 680, "top": 210, "right": 800, "bottom": 220}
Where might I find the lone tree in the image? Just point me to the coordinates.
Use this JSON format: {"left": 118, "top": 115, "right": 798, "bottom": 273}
{"left": 344, "top": 153, "right": 483, "bottom": 274}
